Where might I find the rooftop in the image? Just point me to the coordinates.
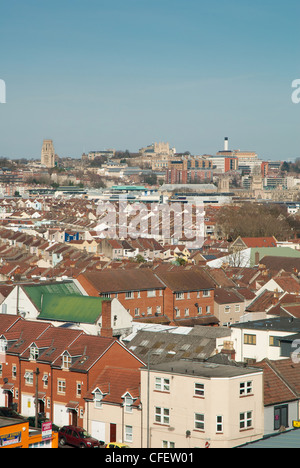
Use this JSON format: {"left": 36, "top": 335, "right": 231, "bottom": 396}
{"left": 231, "top": 317, "right": 300, "bottom": 332}
{"left": 145, "top": 359, "right": 262, "bottom": 379}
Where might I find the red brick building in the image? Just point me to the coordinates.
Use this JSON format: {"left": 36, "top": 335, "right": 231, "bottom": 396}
{"left": 155, "top": 268, "right": 217, "bottom": 325}
{"left": 76, "top": 270, "right": 166, "bottom": 322}
{"left": 0, "top": 315, "right": 144, "bottom": 428}
{"left": 76, "top": 267, "right": 218, "bottom": 326}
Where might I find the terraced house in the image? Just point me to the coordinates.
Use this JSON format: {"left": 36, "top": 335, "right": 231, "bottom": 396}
{"left": 0, "top": 315, "right": 144, "bottom": 429}
{"left": 76, "top": 268, "right": 217, "bottom": 326}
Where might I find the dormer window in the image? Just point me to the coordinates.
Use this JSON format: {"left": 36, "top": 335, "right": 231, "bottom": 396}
{"left": 29, "top": 345, "right": 39, "bottom": 361}
{"left": 122, "top": 392, "right": 137, "bottom": 413}
{"left": 124, "top": 395, "right": 134, "bottom": 413}
{"left": 0, "top": 338, "right": 7, "bottom": 354}
{"left": 62, "top": 352, "right": 72, "bottom": 370}
{"left": 93, "top": 389, "right": 104, "bottom": 409}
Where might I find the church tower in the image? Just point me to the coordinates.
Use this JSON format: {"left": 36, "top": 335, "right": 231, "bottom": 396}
{"left": 41, "top": 139, "right": 55, "bottom": 168}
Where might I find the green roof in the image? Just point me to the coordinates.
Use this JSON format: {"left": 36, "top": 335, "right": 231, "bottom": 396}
{"left": 249, "top": 247, "right": 300, "bottom": 267}
{"left": 24, "top": 282, "right": 83, "bottom": 311}
{"left": 111, "top": 185, "right": 146, "bottom": 191}
{"left": 38, "top": 294, "right": 111, "bottom": 324}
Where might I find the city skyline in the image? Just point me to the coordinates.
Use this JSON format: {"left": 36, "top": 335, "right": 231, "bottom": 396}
{"left": 1, "top": 0, "right": 300, "bottom": 160}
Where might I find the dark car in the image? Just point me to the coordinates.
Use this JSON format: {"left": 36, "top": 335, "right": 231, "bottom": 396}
{"left": 58, "top": 425, "right": 103, "bottom": 448}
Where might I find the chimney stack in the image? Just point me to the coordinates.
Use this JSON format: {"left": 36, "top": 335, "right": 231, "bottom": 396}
{"left": 101, "top": 300, "right": 113, "bottom": 338}
{"left": 224, "top": 137, "right": 229, "bottom": 151}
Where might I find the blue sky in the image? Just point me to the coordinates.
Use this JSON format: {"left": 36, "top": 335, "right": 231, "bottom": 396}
{"left": 1, "top": 0, "right": 300, "bottom": 160}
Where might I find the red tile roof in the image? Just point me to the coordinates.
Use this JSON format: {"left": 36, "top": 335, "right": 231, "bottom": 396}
{"left": 241, "top": 237, "right": 277, "bottom": 248}
{"left": 85, "top": 366, "right": 141, "bottom": 405}
{"left": 254, "top": 359, "right": 298, "bottom": 406}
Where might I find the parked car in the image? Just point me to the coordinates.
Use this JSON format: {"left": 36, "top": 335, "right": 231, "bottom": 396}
{"left": 105, "top": 442, "right": 130, "bottom": 448}
{"left": 58, "top": 425, "right": 104, "bottom": 448}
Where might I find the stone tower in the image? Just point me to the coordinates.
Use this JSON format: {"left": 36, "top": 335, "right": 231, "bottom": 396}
{"left": 41, "top": 139, "right": 55, "bottom": 168}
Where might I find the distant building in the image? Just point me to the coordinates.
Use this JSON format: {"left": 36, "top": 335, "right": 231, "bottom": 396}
{"left": 87, "top": 149, "right": 115, "bottom": 161}
{"left": 41, "top": 139, "right": 56, "bottom": 168}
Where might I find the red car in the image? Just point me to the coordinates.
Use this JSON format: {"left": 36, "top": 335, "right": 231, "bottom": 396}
{"left": 58, "top": 425, "right": 103, "bottom": 448}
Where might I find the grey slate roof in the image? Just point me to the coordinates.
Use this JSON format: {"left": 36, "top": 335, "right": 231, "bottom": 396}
{"left": 125, "top": 325, "right": 231, "bottom": 365}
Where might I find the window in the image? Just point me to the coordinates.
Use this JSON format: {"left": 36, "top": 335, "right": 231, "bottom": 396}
{"left": 57, "top": 379, "right": 66, "bottom": 394}
{"left": 134, "top": 308, "right": 140, "bottom": 316}
{"left": 175, "top": 292, "right": 184, "bottom": 300}
{"left": 125, "top": 291, "right": 134, "bottom": 299}
{"left": 269, "top": 336, "right": 280, "bottom": 347}
{"left": 0, "top": 364, "right": 2, "bottom": 377}
{"left": 197, "top": 306, "right": 202, "bottom": 315}
{"left": 203, "top": 290, "right": 211, "bottom": 297}
{"left": 240, "top": 381, "right": 253, "bottom": 396}
{"left": 42, "top": 374, "right": 48, "bottom": 388}
{"left": 62, "top": 353, "right": 72, "bottom": 370}
{"left": 194, "top": 413, "right": 204, "bottom": 430}
{"left": 102, "top": 293, "right": 111, "bottom": 299}
{"left": 240, "top": 411, "right": 253, "bottom": 430}
{"left": 124, "top": 396, "right": 133, "bottom": 413}
{"left": 225, "top": 306, "right": 231, "bottom": 314}
{"left": 244, "top": 334, "right": 256, "bottom": 345}
{"left": 163, "top": 440, "right": 175, "bottom": 448}
{"left": 194, "top": 382, "right": 205, "bottom": 397}
{"left": 274, "top": 405, "right": 288, "bottom": 430}
{"left": 185, "top": 308, "right": 189, "bottom": 316}
{"left": 12, "top": 365, "right": 17, "bottom": 379}
{"left": 29, "top": 346, "right": 39, "bottom": 361}
{"left": 175, "top": 307, "right": 180, "bottom": 317}
{"left": 156, "top": 306, "right": 161, "bottom": 315}
{"left": 0, "top": 339, "right": 7, "bottom": 353}
{"left": 125, "top": 425, "right": 133, "bottom": 443}
{"left": 147, "top": 307, "right": 152, "bottom": 315}
{"left": 94, "top": 391, "right": 103, "bottom": 409}
{"left": 206, "top": 306, "right": 211, "bottom": 314}
{"left": 235, "top": 304, "right": 240, "bottom": 313}
{"left": 155, "top": 377, "right": 170, "bottom": 392}
{"left": 147, "top": 290, "right": 156, "bottom": 297}
{"left": 24, "top": 371, "right": 34, "bottom": 385}
{"left": 76, "top": 382, "right": 82, "bottom": 397}
{"left": 155, "top": 407, "right": 170, "bottom": 425}
{"left": 216, "top": 415, "right": 223, "bottom": 433}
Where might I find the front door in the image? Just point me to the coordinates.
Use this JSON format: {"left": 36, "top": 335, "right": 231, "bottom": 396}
{"left": 71, "top": 409, "right": 78, "bottom": 426}
{"left": 110, "top": 423, "right": 116, "bottom": 442}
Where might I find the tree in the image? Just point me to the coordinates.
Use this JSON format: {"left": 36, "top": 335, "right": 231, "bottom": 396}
{"left": 216, "top": 203, "right": 293, "bottom": 241}
{"left": 135, "top": 254, "right": 146, "bottom": 263}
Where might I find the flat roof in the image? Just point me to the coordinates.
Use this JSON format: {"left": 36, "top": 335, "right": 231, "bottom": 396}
{"left": 231, "top": 317, "right": 300, "bottom": 333}
{"left": 144, "top": 359, "right": 262, "bottom": 379}
{"left": 0, "top": 417, "right": 28, "bottom": 429}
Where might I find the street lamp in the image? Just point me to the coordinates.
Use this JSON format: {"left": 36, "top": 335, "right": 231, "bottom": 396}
{"left": 35, "top": 368, "right": 40, "bottom": 428}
